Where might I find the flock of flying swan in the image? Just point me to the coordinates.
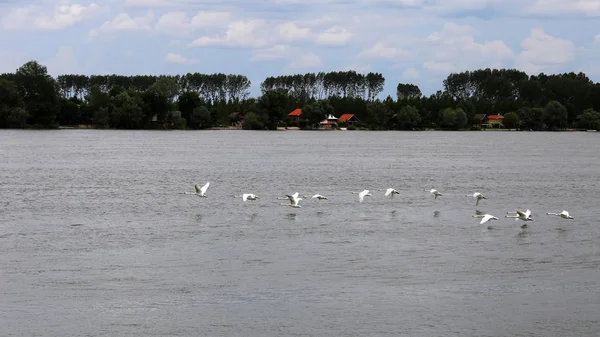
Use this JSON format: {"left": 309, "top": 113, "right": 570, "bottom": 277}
{"left": 183, "top": 182, "right": 575, "bottom": 230}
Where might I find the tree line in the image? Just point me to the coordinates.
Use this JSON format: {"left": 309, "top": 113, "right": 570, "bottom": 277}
{"left": 1, "top": 60, "right": 599, "bottom": 131}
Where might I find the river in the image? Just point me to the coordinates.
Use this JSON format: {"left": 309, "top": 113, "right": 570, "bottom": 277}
{"left": 1, "top": 129, "right": 599, "bottom": 336}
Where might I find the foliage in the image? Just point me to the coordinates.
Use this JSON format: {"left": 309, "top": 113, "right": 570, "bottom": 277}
{"left": 439, "top": 108, "right": 467, "bottom": 130}
{"left": 576, "top": 108, "right": 600, "bottom": 130}
{"left": 394, "top": 105, "right": 421, "bottom": 130}
{"left": 543, "top": 101, "right": 568, "bottom": 130}
{"left": 0, "top": 61, "right": 599, "bottom": 131}
{"left": 502, "top": 111, "right": 520, "bottom": 129}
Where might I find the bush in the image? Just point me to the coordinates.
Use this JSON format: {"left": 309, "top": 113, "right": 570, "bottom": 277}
{"left": 347, "top": 124, "right": 356, "bottom": 130}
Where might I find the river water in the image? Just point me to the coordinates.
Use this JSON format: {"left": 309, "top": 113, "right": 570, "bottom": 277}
{"left": 0, "top": 129, "right": 599, "bottom": 336}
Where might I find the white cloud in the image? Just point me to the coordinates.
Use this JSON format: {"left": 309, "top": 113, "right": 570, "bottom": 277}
{"left": 524, "top": 0, "right": 600, "bottom": 17}
{"left": 421, "top": 22, "right": 514, "bottom": 72}
{"left": 154, "top": 11, "right": 230, "bottom": 36}
{"left": 514, "top": 28, "right": 575, "bottom": 74}
{"left": 189, "top": 20, "right": 267, "bottom": 48}
{"left": 287, "top": 52, "right": 323, "bottom": 69}
{"left": 251, "top": 45, "right": 323, "bottom": 70}
{"left": 594, "top": 34, "right": 600, "bottom": 44}
{"left": 43, "top": 46, "right": 79, "bottom": 76}
{"left": 89, "top": 10, "right": 154, "bottom": 36}
{"left": 190, "top": 11, "right": 231, "bottom": 28}
{"left": 276, "top": 22, "right": 311, "bottom": 41}
{"left": 316, "top": 26, "right": 352, "bottom": 46}
{"left": 359, "top": 42, "right": 410, "bottom": 59}
{"left": 165, "top": 52, "right": 198, "bottom": 64}
{"left": 124, "top": 0, "right": 173, "bottom": 7}
{"left": 423, "top": 61, "right": 455, "bottom": 74}
{"left": 402, "top": 67, "right": 421, "bottom": 81}
{"left": 251, "top": 45, "right": 293, "bottom": 61}
{"left": 1, "top": 2, "right": 102, "bottom": 31}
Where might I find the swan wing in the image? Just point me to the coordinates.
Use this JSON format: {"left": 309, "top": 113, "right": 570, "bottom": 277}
{"left": 200, "top": 182, "right": 210, "bottom": 195}
{"left": 480, "top": 214, "right": 493, "bottom": 224}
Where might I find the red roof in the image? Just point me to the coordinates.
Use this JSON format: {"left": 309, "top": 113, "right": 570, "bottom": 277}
{"left": 288, "top": 109, "right": 302, "bottom": 116}
{"left": 338, "top": 114, "right": 355, "bottom": 122}
{"left": 488, "top": 115, "right": 503, "bottom": 119}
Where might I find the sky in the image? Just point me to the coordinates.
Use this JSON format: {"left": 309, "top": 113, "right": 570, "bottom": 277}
{"left": 0, "top": 0, "right": 599, "bottom": 98}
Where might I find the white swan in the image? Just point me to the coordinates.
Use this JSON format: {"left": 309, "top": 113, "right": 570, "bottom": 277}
{"left": 546, "top": 210, "right": 573, "bottom": 219}
{"left": 466, "top": 192, "right": 486, "bottom": 206}
{"left": 426, "top": 189, "right": 442, "bottom": 199}
{"left": 280, "top": 192, "right": 302, "bottom": 208}
{"left": 385, "top": 188, "right": 400, "bottom": 199}
{"left": 473, "top": 213, "right": 498, "bottom": 225}
{"left": 505, "top": 209, "right": 533, "bottom": 226}
{"left": 184, "top": 182, "right": 210, "bottom": 197}
{"left": 304, "top": 194, "right": 328, "bottom": 200}
{"left": 358, "top": 189, "right": 372, "bottom": 202}
{"left": 235, "top": 193, "right": 258, "bottom": 201}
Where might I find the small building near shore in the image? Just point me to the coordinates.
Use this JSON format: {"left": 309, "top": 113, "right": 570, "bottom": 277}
{"left": 319, "top": 114, "right": 338, "bottom": 129}
{"left": 487, "top": 114, "right": 504, "bottom": 128}
{"left": 288, "top": 108, "right": 302, "bottom": 121}
{"left": 230, "top": 112, "right": 243, "bottom": 128}
{"left": 338, "top": 114, "right": 360, "bottom": 125}
{"left": 473, "top": 114, "right": 488, "bottom": 127}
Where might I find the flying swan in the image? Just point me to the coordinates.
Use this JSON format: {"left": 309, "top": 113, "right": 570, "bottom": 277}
{"left": 473, "top": 213, "right": 499, "bottom": 225}
{"left": 546, "top": 210, "right": 573, "bottom": 219}
{"left": 466, "top": 192, "right": 487, "bottom": 206}
{"left": 234, "top": 193, "right": 258, "bottom": 201}
{"left": 426, "top": 189, "right": 442, "bottom": 199}
{"left": 280, "top": 192, "right": 302, "bottom": 208}
{"left": 184, "top": 182, "right": 210, "bottom": 198}
{"left": 303, "top": 194, "right": 328, "bottom": 200}
{"left": 385, "top": 188, "right": 400, "bottom": 199}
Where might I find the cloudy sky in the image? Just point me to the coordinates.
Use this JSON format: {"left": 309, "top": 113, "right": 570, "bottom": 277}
{"left": 0, "top": 0, "right": 599, "bottom": 97}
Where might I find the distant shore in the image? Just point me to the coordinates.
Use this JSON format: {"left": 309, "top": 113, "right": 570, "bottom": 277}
{"left": 47, "top": 125, "right": 596, "bottom": 132}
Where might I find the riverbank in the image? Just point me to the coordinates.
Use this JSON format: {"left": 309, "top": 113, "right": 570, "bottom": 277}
{"left": 39, "top": 125, "right": 596, "bottom": 132}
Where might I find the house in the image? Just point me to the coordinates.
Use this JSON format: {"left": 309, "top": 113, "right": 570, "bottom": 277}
{"left": 338, "top": 114, "right": 361, "bottom": 125}
{"left": 487, "top": 114, "right": 504, "bottom": 128}
{"left": 473, "top": 114, "right": 488, "bottom": 127}
{"left": 230, "top": 112, "right": 243, "bottom": 128}
{"left": 288, "top": 108, "right": 302, "bottom": 121}
{"left": 319, "top": 114, "right": 338, "bottom": 129}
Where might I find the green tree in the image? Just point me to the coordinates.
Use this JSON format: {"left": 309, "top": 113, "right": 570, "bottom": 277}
{"left": 190, "top": 106, "right": 212, "bottom": 129}
{"left": 518, "top": 107, "right": 545, "bottom": 131}
{"left": 439, "top": 108, "right": 459, "bottom": 129}
{"left": 257, "top": 89, "right": 289, "bottom": 129}
{"left": 58, "top": 98, "right": 81, "bottom": 125}
{"left": 394, "top": 105, "right": 421, "bottom": 130}
{"left": 110, "top": 92, "right": 145, "bottom": 129}
{"left": 502, "top": 111, "right": 520, "bottom": 129}
{"left": 177, "top": 91, "right": 202, "bottom": 123}
{"left": 543, "top": 100, "right": 568, "bottom": 130}
{"left": 396, "top": 83, "right": 422, "bottom": 100}
{"left": 366, "top": 100, "right": 392, "bottom": 129}
{"left": 0, "top": 79, "right": 28, "bottom": 128}
{"left": 92, "top": 107, "right": 110, "bottom": 128}
{"left": 242, "top": 111, "right": 266, "bottom": 130}
{"left": 13, "top": 61, "right": 60, "bottom": 127}
{"left": 576, "top": 108, "right": 600, "bottom": 130}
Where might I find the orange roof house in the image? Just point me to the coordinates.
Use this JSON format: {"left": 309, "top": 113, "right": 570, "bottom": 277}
{"left": 487, "top": 114, "right": 504, "bottom": 128}
{"left": 338, "top": 114, "right": 360, "bottom": 124}
{"left": 288, "top": 109, "right": 302, "bottom": 116}
{"left": 288, "top": 108, "right": 302, "bottom": 121}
